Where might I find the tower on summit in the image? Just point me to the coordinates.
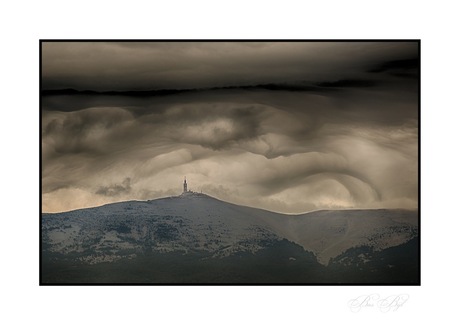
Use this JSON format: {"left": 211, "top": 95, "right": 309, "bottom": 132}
{"left": 183, "top": 177, "right": 188, "bottom": 193}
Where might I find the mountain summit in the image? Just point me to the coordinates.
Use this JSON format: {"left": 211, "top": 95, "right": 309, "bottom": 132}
{"left": 41, "top": 194, "right": 419, "bottom": 284}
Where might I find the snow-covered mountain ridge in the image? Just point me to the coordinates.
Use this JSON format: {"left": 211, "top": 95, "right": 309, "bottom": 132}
{"left": 42, "top": 192, "right": 418, "bottom": 266}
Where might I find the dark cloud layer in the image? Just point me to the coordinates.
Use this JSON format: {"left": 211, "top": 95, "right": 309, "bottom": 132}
{"left": 42, "top": 41, "right": 418, "bottom": 91}
{"left": 41, "top": 41, "right": 419, "bottom": 213}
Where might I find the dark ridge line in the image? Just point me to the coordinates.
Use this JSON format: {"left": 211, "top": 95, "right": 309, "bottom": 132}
{"left": 367, "top": 58, "right": 419, "bottom": 73}
{"left": 42, "top": 192, "right": 418, "bottom": 217}
{"left": 41, "top": 79, "right": 378, "bottom": 98}
{"left": 315, "top": 79, "right": 377, "bottom": 88}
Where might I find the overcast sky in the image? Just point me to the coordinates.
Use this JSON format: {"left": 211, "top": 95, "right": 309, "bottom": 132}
{"left": 41, "top": 41, "right": 419, "bottom": 213}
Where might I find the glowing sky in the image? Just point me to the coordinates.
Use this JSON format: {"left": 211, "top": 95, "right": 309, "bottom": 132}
{"left": 41, "top": 41, "right": 419, "bottom": 213}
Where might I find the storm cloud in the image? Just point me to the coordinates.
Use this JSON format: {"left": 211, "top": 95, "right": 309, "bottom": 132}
{"left": 42, "top": 41, "right": 418, "bottom": 91}
{"left": 41, "top": 41, "right": 419, "bottom": 213}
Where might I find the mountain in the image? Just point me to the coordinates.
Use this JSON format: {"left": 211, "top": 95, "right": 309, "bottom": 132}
{"left": 41, "top": 192, "right": 419, "bottom": 284}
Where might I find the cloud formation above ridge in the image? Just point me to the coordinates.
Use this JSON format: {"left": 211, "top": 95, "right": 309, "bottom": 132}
{"left": 42, "top": 41, "right": 418, "bottom": 91}
{"left": 41, "top": 41, "right": 419, "bottom": 213}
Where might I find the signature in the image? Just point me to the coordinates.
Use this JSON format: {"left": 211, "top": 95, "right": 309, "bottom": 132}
{"left": 348, "top": 294, "right": 409, "bottom": 312}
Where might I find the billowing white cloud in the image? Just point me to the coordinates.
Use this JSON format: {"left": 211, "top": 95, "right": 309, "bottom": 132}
{"left": 41, "top": 41, "right": 419, "bottom": 213}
